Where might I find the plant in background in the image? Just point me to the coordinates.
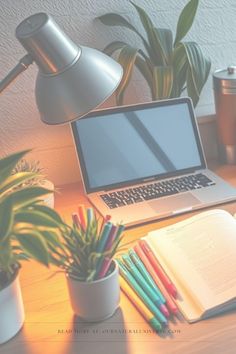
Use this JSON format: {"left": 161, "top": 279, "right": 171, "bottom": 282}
{"left": 48, "top": 208, "right": 125, "bottom": 282}
{"left": 12, "top": 158, "right": 46, "bottom": 188}
{"left": 97, "top": 0, "right": 211, "bottom": 106}
{"left": 0, "top": 150, "right": 63, "bottom": 290}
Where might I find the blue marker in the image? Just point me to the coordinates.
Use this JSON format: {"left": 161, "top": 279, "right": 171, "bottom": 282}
{"left": 128, "top": 249, "right": 166, "bottom": 303}
{"left": 122, "top": 254, "right": 169, "bottom": 318}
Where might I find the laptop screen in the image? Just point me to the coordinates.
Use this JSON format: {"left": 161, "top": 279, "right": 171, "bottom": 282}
{"left": 71, "top": 98, "right": 206, "bottom": 193}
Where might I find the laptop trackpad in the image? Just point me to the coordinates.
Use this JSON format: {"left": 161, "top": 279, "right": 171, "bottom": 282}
{"left": 148, "top": 193, "right": 200, "bottom": 214}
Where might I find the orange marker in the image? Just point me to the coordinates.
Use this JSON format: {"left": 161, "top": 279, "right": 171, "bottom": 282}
{"left": 78, "top": 205, "right": 87, "bottom": 231}
{"left": 139, "top": 240, "right": 177, "bottom": 298}
{"left": 134, "top": 244, "right": 178, "bottom": 316}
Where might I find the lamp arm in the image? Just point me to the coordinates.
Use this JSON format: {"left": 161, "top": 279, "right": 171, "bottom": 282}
{"left": 0, "top": 54, "right": 34, "bottom": 94}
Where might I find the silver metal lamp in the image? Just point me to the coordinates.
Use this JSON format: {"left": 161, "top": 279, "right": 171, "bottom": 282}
{"left": 0, "top": 13, "right": 123, "bottom": 125}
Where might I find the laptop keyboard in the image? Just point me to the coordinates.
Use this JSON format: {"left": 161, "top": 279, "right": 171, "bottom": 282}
{"left": 100, "top": 173, "right": 216, "bottom": 209}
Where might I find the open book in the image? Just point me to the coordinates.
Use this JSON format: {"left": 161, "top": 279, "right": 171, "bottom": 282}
{"left": 145, "top": 209, "right": 236, "bottom": 323}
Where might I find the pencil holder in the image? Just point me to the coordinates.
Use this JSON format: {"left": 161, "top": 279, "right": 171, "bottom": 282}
{"left": 66, "top": 260, "right": 120, "bottom": 321}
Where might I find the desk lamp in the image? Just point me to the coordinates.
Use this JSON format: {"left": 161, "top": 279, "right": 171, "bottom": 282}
{"left": 0, "top": 13, "right": 123, "bottom": 124}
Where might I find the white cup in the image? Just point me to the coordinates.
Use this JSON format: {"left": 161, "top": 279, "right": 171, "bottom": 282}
{"left": 66, "top": 260, "right": 120, "bottom": 322}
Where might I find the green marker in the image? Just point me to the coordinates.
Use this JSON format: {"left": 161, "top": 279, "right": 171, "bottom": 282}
{"left": 117, "top": 260, "right": 167, "bottom": 325}
{"left": 96, "top": 222, "right": 112, "bottom": 253}
{"left": 119, "top": 276, "right": 162, "bottom": 332}
{"left": 128, "top": 248, "right": 165, "bottom": 303}
{"left": 122, "top": 254, "right": 169, "bottom": 318}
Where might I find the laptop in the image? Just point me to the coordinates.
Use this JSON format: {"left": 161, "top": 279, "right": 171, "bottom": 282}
{"left": 71, "top": 97, "right": 236, "bottom": 227}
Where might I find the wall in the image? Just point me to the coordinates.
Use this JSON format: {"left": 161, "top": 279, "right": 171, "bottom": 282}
{"left": 1, "top": 0, "right": 236, "bottom": 186}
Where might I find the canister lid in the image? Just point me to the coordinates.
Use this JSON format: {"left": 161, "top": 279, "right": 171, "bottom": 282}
{"left": 213, "top": 66, "right": 236, "bottom": 93}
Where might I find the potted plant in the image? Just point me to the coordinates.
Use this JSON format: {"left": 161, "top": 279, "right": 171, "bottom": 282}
{"left": 0, "top": 150, "right": 63, "bottom": 344}
{"left": 12, "top": 158, "right": 55, "bottom": 208}
{"left": 48, "top": 207, "right": 125, "bottom": 322}
{"left": 97, "top": 0, "right": 211, "bottom": 106}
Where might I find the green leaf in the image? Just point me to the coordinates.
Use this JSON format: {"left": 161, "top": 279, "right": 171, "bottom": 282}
{"left": 97, "top": 13, "right": 147, "bottom": 44}
{"left": 98, "top": 13, "right": 140, "bottom": 33}
{"left": 116, "top": 45, "right": 139, "bottom": 105}
{"left": 0, "top": 172, "right": 37, "bottom": 196}
{"left": 15, "top": 253, "right": 31, "bottom": 261}
{"left": 15, "top": 231, "right": 49, "bottom": 266}
{"left": 40, "top": 230, "right": 62, "bottom": 248}
{"left": 0, "top": 150, "right": 30, "bottom": 186}
{"left": 103, "top": 41, "right": 127, "bottom": 56}
{"left": 97, "top": 12, "right": 154, "bottom": 62}
{"left": 14, "top": 210, "right": 60, "bottom": 228}
{"left": 6, "top": 186, "right": 53, "bottom": 209}
{"left": 174, "top": 0, "right": 199, "bottom": 46}
{"left": 30, "top": 204, "right": 63, "bottom": 224}
{"left": 135, "top": 56, "right": 154, "bottom": 98}
{"left": 153, "top": 28, "right": 173, "bottom": 65}
{"left": 182, "top": 42, "right": 211, "bottom": 105}
{"left": 187, "top": 67, "right": 199, "bottom": 106}
{"left": 172, "top": 44, "right": 188, "bottom": 96}
{"left": 0, "top": 238, "right": 12, "bottom": 271}
{"left": 153, "top": 66, "right": 173, "bottom": 100}
{"left": 0, "top": 198, "right": 13, "bottom": 241}
{"left": 130, "top": 2, "right": 163, "bottom": 65}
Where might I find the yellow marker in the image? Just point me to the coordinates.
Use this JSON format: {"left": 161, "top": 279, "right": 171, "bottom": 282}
{"left": 78, "top": 204, "right": 87, "bottom": 230}
{"left": 119, "top": 276, "right": 162, "bottom": 332}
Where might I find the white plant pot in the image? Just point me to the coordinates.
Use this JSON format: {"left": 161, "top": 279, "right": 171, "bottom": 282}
{"left": 66, "top": 260, "right": 120, "bottom": 322}
{"left": 40, "top": 180, "right": 54, "bottom": 208}
{"left": 0, "top": 272, "right": 25, "bottom": 344}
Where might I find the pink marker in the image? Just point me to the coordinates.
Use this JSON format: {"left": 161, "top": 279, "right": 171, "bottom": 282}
{"left": 72, "top": 213, "right": 80, "bottom": 228}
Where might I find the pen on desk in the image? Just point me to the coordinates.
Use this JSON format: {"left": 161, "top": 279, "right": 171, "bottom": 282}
{"left": 134, "top": 244, "right": 178, "bottom": 316}
{"left": 128, "top": 248, "right": 165, "bottom": 303}
{"left": 139, "top": 239, "right": 177, "bottom": 298}
{"left": 119, "top": 276, "right": 162, "bottom": 332}
{"left": 117, "top": 260, "right": 167, "bottom": 325}
{"left": 122, "top": 254, "right": 169, "bottom": 318}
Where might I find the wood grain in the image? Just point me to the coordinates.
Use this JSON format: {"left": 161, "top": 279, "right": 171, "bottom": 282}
{"left": 1, "top": 165, "right": 236, "bottom": 354}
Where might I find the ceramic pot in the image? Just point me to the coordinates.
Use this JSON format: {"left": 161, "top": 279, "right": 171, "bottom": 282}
{"left": 0, "top": 271, "right": 25, "bottom": 344}
{"left": 66, "top": 260, "right": 120, "bottom": 322}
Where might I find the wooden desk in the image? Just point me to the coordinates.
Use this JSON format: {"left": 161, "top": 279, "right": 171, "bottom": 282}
{"left": 2, "top": 165, "right": 236, "bottom": 354}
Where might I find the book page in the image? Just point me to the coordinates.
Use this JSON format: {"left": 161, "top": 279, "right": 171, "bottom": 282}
{"left": 147, "top": 209, "right": 236, "bottom": 319}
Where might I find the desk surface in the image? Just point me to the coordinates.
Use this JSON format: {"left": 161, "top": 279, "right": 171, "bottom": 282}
{"left": 2, "top": 165, "right": 236, "bottom": 354}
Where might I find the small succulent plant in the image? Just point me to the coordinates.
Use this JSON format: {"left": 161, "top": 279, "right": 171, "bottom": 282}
{"left": 12, "top": 159, "right": 47, "bottom": 188}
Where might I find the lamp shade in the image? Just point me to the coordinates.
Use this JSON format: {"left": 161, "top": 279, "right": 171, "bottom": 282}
{"left": 15, "top": 13, "right": 123, "bottom": 125}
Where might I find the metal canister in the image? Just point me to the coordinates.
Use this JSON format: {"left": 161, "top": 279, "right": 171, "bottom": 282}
{"left": 213, "top": 66, "right": 236, "bottom": 164}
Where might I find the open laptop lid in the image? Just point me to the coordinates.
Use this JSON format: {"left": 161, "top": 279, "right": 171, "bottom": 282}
{"left": 71, "top": 97, "right": 206, "bottom": 194}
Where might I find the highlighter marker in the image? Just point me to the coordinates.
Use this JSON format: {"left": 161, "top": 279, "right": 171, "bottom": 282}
{"left": 78, "top": 204, "right": 87, "bottom": 231}
{"left": 122, "top": 254, "right": 169, "bottom": 318}
{"left": 140, "top": 239, "right": 177, "bottom": 298}
{"left": 117, "top": 260, "right": 167, "bottom": 325}
{"left": 128, "top": 248, "right": 165, "bottom": 303}
{"left": 96, "top": 222, "right": 113, "bottom": 253}
{"left": 95, "top": 224, "right": 117, "bottom": 277}
{"left": 86, "top": 208, "right": 94, "bottom": 225}
{"left": 119, "top": 276, "right": 162, "bottom": 332}
{"left": 134, "top": 244, "right": 178, "bottom": 316}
